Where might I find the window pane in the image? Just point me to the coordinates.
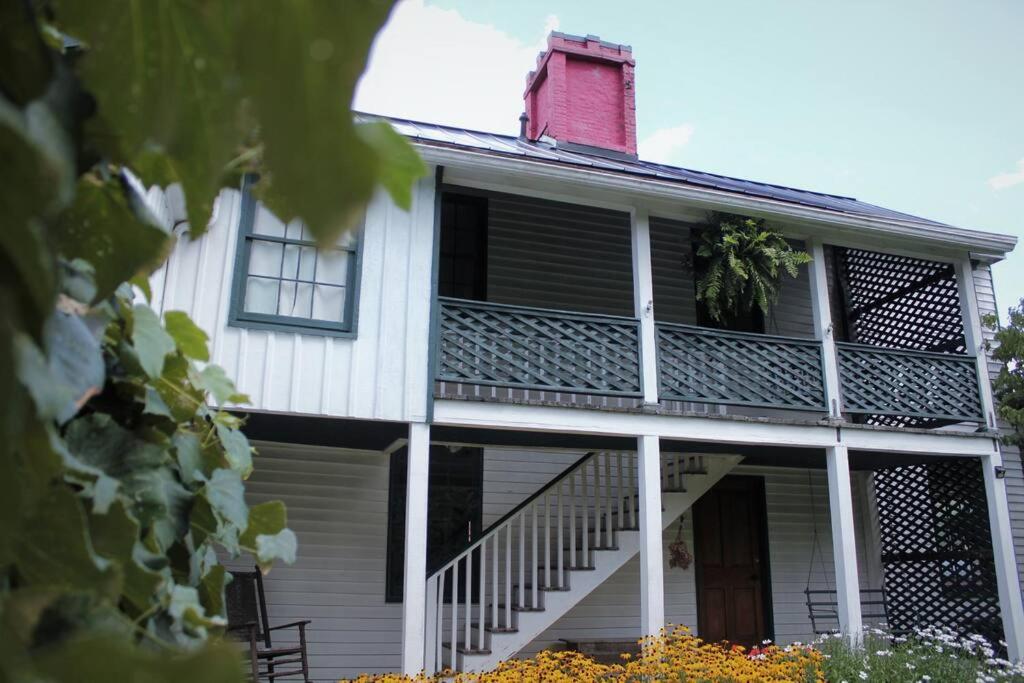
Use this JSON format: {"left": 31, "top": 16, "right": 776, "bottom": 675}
{"left": 278, "top": 281, "right": 313, "bottom": 319}
{"left": 244, "top": 277, "right": 279, "bottom": 314}
{"left": 312, "top": 284, "right": 346, "bottom": 322}
{"left": 317, "top": 250, "right": 350, "bottom": 286}
{"left": 282, "top": 243, "right": 301, "bottom": 280}
{"left": 248, "top": 240, "right": 282, "bottom": 277}
{"left": 285, "top": 219, "right": 304, "bottom": 241}
{"left": 298, "top": 246, "right": 317, "bottom": 281}
{"left": 252, "top": 207, "right": 286, "bottom": 237}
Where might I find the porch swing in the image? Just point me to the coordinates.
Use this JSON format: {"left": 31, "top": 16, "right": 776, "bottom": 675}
{"left": 802, "top": 471, "right": 890, "bottom": 635}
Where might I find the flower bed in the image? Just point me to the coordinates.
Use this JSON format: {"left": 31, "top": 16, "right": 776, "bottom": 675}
{"left": 816, "top": 626, "right": 1024, "bottom": 682}
{"left": 346, "top": 626, "right": 823, "bottom": 682}
{"left": 344, "top": 624, "right": 1024, "bottom": 682}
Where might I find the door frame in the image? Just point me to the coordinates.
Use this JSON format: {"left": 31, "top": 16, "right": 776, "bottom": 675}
{"left": 692, "top": 474, "right": 775, "bottom": 644}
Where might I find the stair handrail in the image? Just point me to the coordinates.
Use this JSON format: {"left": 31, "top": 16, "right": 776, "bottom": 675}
{"left": 427, "top": 450, "right": 597, "bottom": 580}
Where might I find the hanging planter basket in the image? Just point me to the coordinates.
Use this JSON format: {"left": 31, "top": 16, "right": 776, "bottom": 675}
{"left": 668, "top": 516, "right": 692, "bottom": 570}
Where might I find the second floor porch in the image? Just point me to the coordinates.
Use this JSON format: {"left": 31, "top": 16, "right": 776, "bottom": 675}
{"left": 431, "top": 186, "right": 993, "bottom": 432}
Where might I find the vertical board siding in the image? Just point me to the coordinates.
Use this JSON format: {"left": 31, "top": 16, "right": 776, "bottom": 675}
{"left": 974, "top": 264, "right": 1024, "bottom": 586}
{"left": 149, "top": 177, "right": 436, "bottom": 423}
{"left": 485, "top": 192, "right": 634, "bottom": 316}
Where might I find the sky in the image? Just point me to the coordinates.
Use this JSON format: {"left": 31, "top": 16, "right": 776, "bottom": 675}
{"left": 353, "top": 0, "right": 1024, "bottom": 320}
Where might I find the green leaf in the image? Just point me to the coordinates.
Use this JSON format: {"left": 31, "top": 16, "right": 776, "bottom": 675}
{"left": 14, "top": 332, "right": 74, "bottom": 422}
{"left": 201, "top": 468, "right": 247, "bottom": 532}
{"left": 88, "top": 500, "right": 163, "bottom": 611}
{"left": 255, "top": 529, "right": 297, "bottom": 569}
{"left": 238, "top": 1, "right": 405, "bottom": 244}
{"left": 54, "top": 176, "right": 170, "bottom": 303}
{"left": 215, "top": 423, "right": 253, "bottom": 478}
{"left": 172, "top": 430, "right": 204, "bottom": 486}
{"left": 356, "top": 121, "right": 428, "bottom": 211}
{"left": 17, "top": 484, "right": 119, "bottom": 599}
{"left": 239, "top": 501, "right": 287, "bottom": 550}
{"left": 197, "top": 564, "right": 228, "bottom": 620}
{"left": 196, "top": 364, "right": 247, "bottom": 405}
{"left": 131, "top": 304, "right": 175, "bottom": 378}
{"left": 164, "top": 310, "right": 209, "bottom": 362}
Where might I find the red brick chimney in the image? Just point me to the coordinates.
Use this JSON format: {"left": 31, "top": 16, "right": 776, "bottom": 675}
{"left": 523, "top": 33, "right": 636, "bottom": 158}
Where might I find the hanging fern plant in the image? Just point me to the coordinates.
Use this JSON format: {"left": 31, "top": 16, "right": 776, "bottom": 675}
{"left": 695, "top": 212, "right": 812, "bottom": 324}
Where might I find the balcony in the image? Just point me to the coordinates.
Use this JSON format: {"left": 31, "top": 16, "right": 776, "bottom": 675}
{"left": 431, "top": 186, "right": 989, "bottom": 430}
{"left": 434, "top": 296, "right": 986, "bottom": 427}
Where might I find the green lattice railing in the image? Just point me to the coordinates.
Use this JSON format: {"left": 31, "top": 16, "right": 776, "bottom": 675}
{"left": 836, "top": 342, "right": 983, "bottom": 422}
{"left": 656, "top": 323, "right": 828, "bottom": 411}
{"left": 437, "top": 298, "right": 642, "bottom": 396}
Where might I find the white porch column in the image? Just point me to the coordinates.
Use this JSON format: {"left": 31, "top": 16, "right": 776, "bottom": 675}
{"left": 955, "top": 257, "right": 998, "bottom": 429}
{"left": 982, "top": 448, "right": 1024, "bottom": 660}
{"left": 807, "top": 238, "right": 842, "bottom": 419}
{"left": 401, "top": 422, "right": 431, "bottom": 675}
{"left": 826, "top": 444, "right": 862, "bottom": 642}
{"left": 637, "top": 434, "right": 665, "bottom": 636}
{"left": 631, "top": 208, "right": 659, "bottom": 404}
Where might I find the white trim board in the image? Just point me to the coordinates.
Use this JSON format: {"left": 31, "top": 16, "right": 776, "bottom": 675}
{"left": 433, "top": 400, "right": 997, "bottom": 457}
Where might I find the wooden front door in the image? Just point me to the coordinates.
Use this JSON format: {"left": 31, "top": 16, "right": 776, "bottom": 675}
{"left": 693, "top": 476, "right": 770, "bottom": 646}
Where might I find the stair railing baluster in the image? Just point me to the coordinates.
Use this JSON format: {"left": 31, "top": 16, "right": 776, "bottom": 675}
{"left": 451, "top": 561, "right": 459, "bottom": 668}
{"left": 464, "top": 553, "right": 471, "bottom": 655}
{"left": 531, "top": 502, "right": 539, "bottom": 609}
{"left": 518, "top": 512, "right": 526, "bottom": 609}
{"left": 592, "top": 456, "right": 601, "bottom": 549}
{"left": 435, "top": 570, "right": 444, "bottom": 670}
{"left": 505, "top": 526, "right": 511, "bottom": 629}
{"left": 581, "top": 460, "right": 589, "bottom": 565}
{"left": 569, "top": 474, "right": 577, "bottom": 570}
{"left": 617, "top": 452, "right": 624, "bottom": 530}
{"left": 629, "top": 451, "right": 637, "bottom": 529}
{"left": 544, "top": 491, "right": 551, "bottom": 590}
{"left": 491, "top": 534, "right": 498, "bottom": 637}
{"left": 478, "top": 539, "right": 486, "bottom": 650}
{"left": 604, "top": 452, "right": 613, "bottom": 545}
{"left": 556, "top": 480, "right": 564, "bottom": 588}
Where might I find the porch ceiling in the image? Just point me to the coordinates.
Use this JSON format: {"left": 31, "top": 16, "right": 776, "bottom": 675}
{"left": 237, "top": 410, "right": 408, "bottom": 451}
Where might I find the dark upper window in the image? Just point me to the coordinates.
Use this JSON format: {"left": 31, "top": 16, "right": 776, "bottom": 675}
{"left": 385, "top": 445, "right": 484, "bottom": 602}
{"left": 229, "top": 178, "right": 361, "bottom": 336}
{"left": 438, "top": 192, "right": 488, "bottom": 300}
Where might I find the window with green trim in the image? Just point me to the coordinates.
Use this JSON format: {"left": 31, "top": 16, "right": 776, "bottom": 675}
{"left": 229, "top": 183, "right": 361, "bottom": 336}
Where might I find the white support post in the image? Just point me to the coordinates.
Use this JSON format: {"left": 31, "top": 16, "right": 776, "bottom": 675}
{"left": 982, "top": 448, "right": 1024, "bottom": 661}
{"left": 631, "top": 208, "right": 659, "bottom": 404}
{"left": 807, "top": 238, "right": 842, "bottom": 419}
{"left": 401, "top": 422, "right": 431, "bottom": 675}
{"left": 955, "top": 257, "right": 998, "bottom": 429}
{"left": 637, "top": 435, "right": 665, "bottom": 636}
{"left": 826, "top": 444, "right": 862, "bottom": 643}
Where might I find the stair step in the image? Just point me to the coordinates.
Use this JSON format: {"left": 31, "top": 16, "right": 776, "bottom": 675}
{"left": 441, "top": 642, "right": 493, "bottom": 656}
{"left": 485, "top": 625, "right": 518, "bottom": 634}
{"left": 538, "top": 564, "right": 596, "bottom": 571}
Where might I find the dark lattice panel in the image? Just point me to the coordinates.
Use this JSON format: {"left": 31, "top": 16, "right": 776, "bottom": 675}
{"left": 437, "top": 297, "right": 642, "bottom": 396}
{"left": 837, "top": 248, "right": 965, "bottom": 353}
{"left": 657, "top": 323, "right": 826, "bottom": 411}
{"left": 835, "top": 248, "right": 972, "bottom": 427}
{"left": 874, "top": 460, "right": 1002, "bottom": 646}
{"left": 836, "top": 344, "right": 983, "bottom": 422}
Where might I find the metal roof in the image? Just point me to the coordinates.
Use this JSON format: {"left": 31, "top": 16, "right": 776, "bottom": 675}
{"left": 366, "top": 113, "right": 953, "bottom": 229}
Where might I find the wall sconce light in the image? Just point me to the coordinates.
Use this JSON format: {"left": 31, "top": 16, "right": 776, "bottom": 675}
{"left": 995, "top": 466, "right": 1007, "bottom": 479}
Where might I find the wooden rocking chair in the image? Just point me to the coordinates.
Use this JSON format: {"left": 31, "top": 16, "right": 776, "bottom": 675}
{"left": 226, "top": 568, "right": 312, "bottom": 682}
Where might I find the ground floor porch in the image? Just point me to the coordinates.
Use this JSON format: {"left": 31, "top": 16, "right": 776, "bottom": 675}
{"left": 225, "top": 412, "right": 1024, "bottom": 682}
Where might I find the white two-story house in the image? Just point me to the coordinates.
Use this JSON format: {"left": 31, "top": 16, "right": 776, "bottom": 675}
{"left": 149, "top": 32, "right": 1023, "bottom": 682}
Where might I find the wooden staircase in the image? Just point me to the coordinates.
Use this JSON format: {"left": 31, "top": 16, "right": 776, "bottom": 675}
{"left": 424, "top": 451, "right": 742, "bottom": 673}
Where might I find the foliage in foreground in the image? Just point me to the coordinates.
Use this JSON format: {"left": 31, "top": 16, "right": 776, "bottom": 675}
{"left": 346, "top": 626, "right": 823, "bottom": 683}
{"left": 2, "top": 0, "right": 425, "bottom": 680}
{"left": 817, "top": 625, "right": 1024, "bottom": 683}
{"left": 988, "top": 297, "right": 1024, "bottom": 447}
{"left": 695, "top": 212, "right": 812, "bottom": 324}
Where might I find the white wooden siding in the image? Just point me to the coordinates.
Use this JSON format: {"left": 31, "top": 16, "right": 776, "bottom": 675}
{"left": 235, "top": 445, "right": 875, "bottom": 680}
{"left": 973, "top": 263, "right": 1024, "bottom": 586}
{"left": 150, "top": 176, "right": 437, "bottom": 423}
